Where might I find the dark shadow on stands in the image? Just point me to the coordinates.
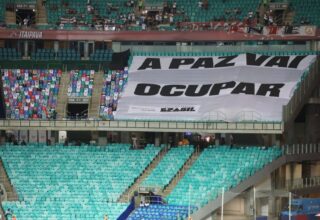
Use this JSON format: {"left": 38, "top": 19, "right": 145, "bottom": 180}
{"left": 109, "top": 50, "right": 131, "bottom": 70}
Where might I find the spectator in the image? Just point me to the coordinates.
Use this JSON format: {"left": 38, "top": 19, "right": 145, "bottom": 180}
{"left": 169, "top": 14, "right": 174, "bottom": 25}
{"left": 198, "top": 0, "right": 203, "bottom": 8}
{"left": 138, "top": 0, "right": 143, "bottom": 11}
{"left": 63, "top": 138, "right": 69, "bottom": 146}
{"left": 0, "top": 186, "right": 4, "bottom": 201}
{"left": 46, "top": 138, "right": 51, "bottom": 146}
{"left": 172, "top": 1, "right": 177, "bottom": 14}
{"left": 4, "top": 209, "right": 12, "bottom": 218}
{"left": 12, "top": 214, "right": 17, "bottom": 220}
{"left": 268, "top": 15, "right": 273, "bottom": 25}
{"left": 104, "top": 215, "right": 108, "bottom": 220}
{"left": 23, "top": 18, "right": 29, "bottom": 26}
{"left": 87, "top": 4, "right": 94, "bottom": 14}
{"left": 13, "top": 138, "right": 18, "bottom": 145}
{"left": 20, "top": 140, "right": 26, "bottom": 145}
{"left": 132, "top": 135, "right": 138, "bottom": 149}
{"left": 203, "top": 0, "right": 208, "bottom": 10}
{"left": 263, "top": 13, "right": 268, "bottom": 25}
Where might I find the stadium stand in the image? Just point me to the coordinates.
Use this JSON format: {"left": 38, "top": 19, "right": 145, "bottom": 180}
{"left": 0, "top": 143, "right": 161, "bottom": 220}
{"left": 167, "top": 146, "right": 283, "bottom": 207}
{"left": 142, "top": 145, "right": 194, "bottom": 188}
{"left": 1, "top": 69, "right": 61, "bottom": 119}
{"left": 99, "top": 69, "right": 129, "bottom": 119}
{"left": 0, "top": 0, "right": 319, "bottom": 219}
{"left": 67, "top": 69, "right": 95, "bottom": 97}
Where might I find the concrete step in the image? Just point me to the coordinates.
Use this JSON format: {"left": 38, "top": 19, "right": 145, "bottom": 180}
{"left": 117, "top": 146, "right": 169, "bottom": 203}
{"left": 88, "top": 72, "right": 105, "bottom": 118}
{"left": 55, "top": 73, "right": 70, "bottom": 119}
{"left": 162, "top": 149, "right": 201, "bottom": 197}
{"left": 0, "top": 160, "right": 18, "bottom": 201}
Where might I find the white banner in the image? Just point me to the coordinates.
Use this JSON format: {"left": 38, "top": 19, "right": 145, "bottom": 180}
{"left": 115, "top": 53, "right": 316, "bottom": 122}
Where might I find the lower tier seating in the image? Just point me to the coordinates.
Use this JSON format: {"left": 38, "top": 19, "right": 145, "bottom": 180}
{"left": 0, "top": 144, "right": 161, "bottom": 220}
{"left": 167, "top": 146, "right": 282, "bottom": 207}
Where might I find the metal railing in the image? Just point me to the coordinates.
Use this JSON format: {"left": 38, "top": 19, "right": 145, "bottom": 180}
{"left": 282, "top": 143, "right": 320, "bottom": 155}
{"left": 0, "top": 119, "right": 283, "bottom": 133}
{"left": 280, "top": 176, "right": 320, "bottom": 191}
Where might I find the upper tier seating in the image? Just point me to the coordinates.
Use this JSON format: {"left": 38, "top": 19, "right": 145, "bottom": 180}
{"left": 46, "top": 0, "right": 134, "bottom": 26}
{"left": 142, "top": 146, "right": 194, "bottom": 188}
{"left": 89, "top": 49, "right": 113, "bottom": 61}
{"left": 67, "top": 70, "right": 95, "bottom": 97}
{"left": 154, "top": 0, "right": 260, "bottom": 22}
{"left": 0, "top": 144, "right": 161, "bottom": 220}
{"left": 128, "top": 204, "right": 191, "bottom": 220}
{"left": 0, "top": 48, "right": 21, "bottom": 60}
{"left": 290, "top": 0, "right": 320, "bottom": 26}
{"left": 167, "top": 146, "right": 282, "bottom": 207}
{"left": 100, "top": 69, "right": 129, "bottom": 119}
{"left": 1, "top": 69, "right": 61, "bottom": 119}
{"left": 41, "top": 0, "right": 258, "bottom": 29}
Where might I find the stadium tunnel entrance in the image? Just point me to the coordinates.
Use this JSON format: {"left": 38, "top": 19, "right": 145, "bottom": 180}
{"left": 15, "top": 9, "right": 36, "bottom": 26}
{"left": 67, "top": 104, "right": 88, "bottom": 120}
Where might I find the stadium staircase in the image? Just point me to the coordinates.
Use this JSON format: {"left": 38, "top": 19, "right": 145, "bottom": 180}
{"left": 191, "top": 144, "right": 320, "bottom": 220}
{"left": 88, "top": 71, "right": 104, "bottom": 119}
{"left": 0, "top": 160, "right": 18, "bottom": 201}
{"left": 36, "top": 0, "right": 48, "bottom": 25}
{"left": 283, "top": 57, "right": 320, "bottom": 130}
{"left": 118, "top": 146, "right": 169, "bottom": 203}
{"left": 55, "top": 71, "right": 70, "bottom": 119}
{"left": 162, "top": 148, "right": 202, "bottom": 197}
